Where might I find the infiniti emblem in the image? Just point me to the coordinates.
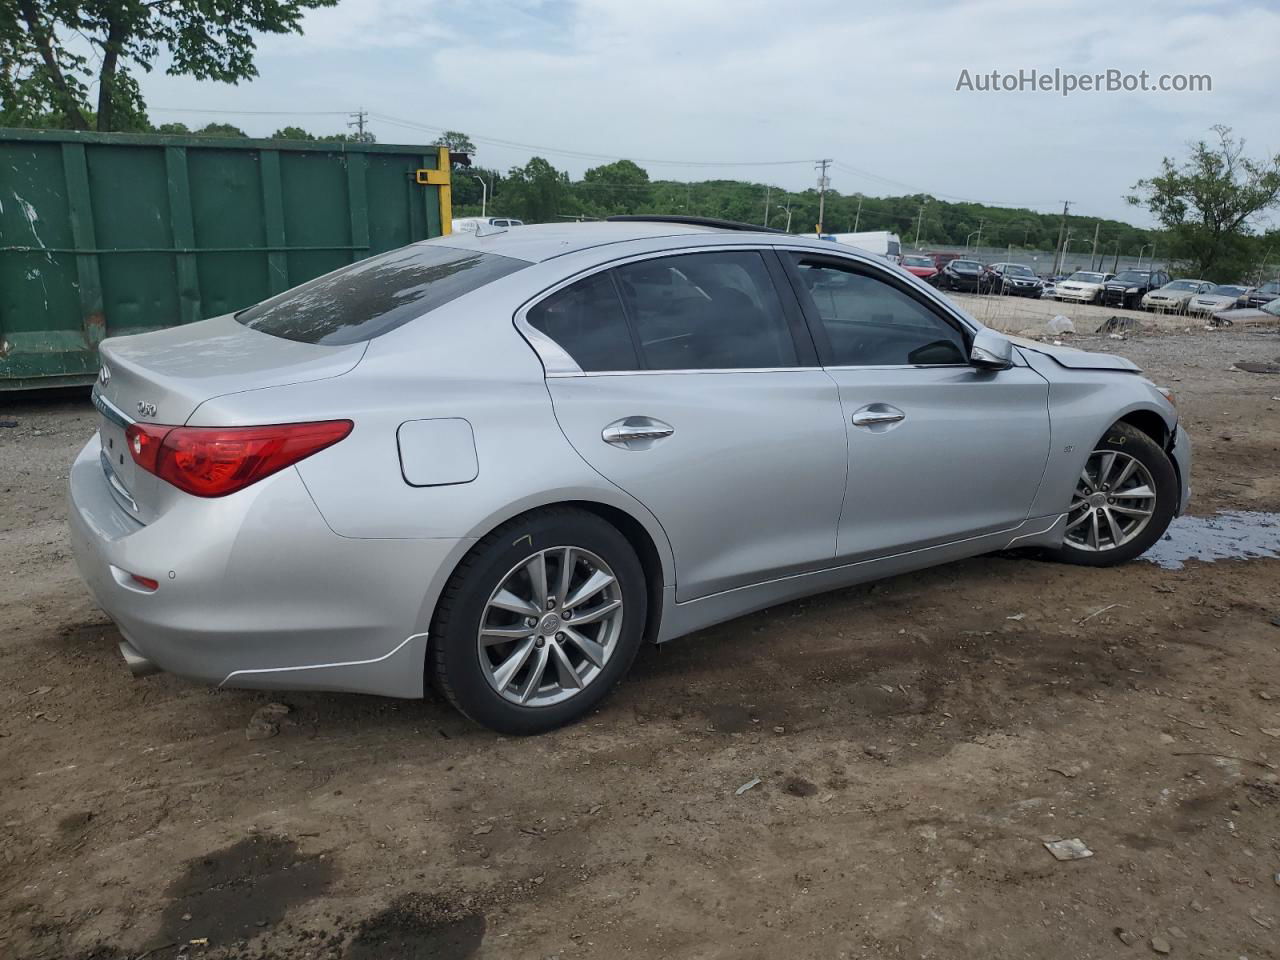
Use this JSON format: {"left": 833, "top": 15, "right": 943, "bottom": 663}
{"left": 136, "top": 400, "right": 157, "bottom": 418}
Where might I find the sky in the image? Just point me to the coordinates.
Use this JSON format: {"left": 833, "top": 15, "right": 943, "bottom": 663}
{"left": 135, "top": 0, "right": 1280, "bottom": 226}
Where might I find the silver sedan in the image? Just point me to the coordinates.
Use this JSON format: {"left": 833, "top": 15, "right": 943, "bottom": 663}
{"left": 69, "top": 218, "right": 1191, "bottom": 733}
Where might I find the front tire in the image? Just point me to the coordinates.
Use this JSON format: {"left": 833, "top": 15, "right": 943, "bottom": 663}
{"left": 1048, "top": 422, "right": 1177, "bottom": 566}
{"left": 429, "top": 507, "right": 647, "bottom": 734}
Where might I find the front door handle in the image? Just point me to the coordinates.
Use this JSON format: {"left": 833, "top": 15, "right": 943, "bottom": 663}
{"left": 602, "top": 416, "right": 674, "bottom": 449}
{"left": 851, "top": 404, "right": 906, "bottom": 428}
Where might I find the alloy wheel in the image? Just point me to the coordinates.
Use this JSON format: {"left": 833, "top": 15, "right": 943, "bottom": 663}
{"left": 1064, "top": 450, "right": 1158, "bottom": 552}
{"left": 477, "top": 546, "right": 624, "bottom": 707}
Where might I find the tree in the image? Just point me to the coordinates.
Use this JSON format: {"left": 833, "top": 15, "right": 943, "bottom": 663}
{"left": 581, "top": 159, "right": 651, "bottom": 215}
{"left": 1128, "top": 125, "right": 1280, "bottom": 280}
{"left": 504, "top": 156, "right": 571, "bottom": 223}
{"left": 2, "top": 0, "right": 338, "bottom": 132}
{"left": 271, "top": 125, "right": 316, "bottom": 140}
{"left": 193, "top": 121, "right": 247, "bottom": 138}
{"left": 319, "top": 131, "right": 376, "bottom": 143}
{"left": 437, "top": 130, "right": 475, "bottom": 154}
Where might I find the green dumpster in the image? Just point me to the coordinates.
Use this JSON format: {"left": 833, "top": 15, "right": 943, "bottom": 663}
{"left": 0, "top": 130, "right": 455, "bottom": 390}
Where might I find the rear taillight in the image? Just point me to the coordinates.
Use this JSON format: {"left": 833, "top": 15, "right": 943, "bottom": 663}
{"left": 126, "top": 420, "right": 352, "bottom": 497}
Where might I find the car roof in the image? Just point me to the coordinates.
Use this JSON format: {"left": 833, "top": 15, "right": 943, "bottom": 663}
{"left": 420, "top": 221, "right": 837, "bottom": 264}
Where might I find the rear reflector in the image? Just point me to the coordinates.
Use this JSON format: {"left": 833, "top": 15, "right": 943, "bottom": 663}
{"left": 126, "top": 420, "right": 352, "bottom": 497}
{"left": 125, "top": 422, "right": 170, "bottom": 473}
{"left": 130, "top": 574, "right": 159, "bottom": 591}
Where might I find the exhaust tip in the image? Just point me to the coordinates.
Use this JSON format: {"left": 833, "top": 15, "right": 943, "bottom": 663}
{"left": 119, "top": 640, "right": 159, "bottom": 678}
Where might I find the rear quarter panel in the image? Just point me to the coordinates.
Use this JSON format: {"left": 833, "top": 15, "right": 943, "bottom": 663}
{"left": 186, "top": 267, "right": 677, "bottom": 580}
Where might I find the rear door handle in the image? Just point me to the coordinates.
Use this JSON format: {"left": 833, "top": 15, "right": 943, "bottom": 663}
{"left": 851, "top": 404, "right": 906, "bottom": 428}
{"left": 602, "top": 416, "right": 674, "bottom": 449}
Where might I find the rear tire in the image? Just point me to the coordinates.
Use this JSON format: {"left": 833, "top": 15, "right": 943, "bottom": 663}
{"left": 429, "top": 508, "right": 647, "bottom": 734}
{"left": 1047, "top": 422, "right": 1177, "bottom": 567}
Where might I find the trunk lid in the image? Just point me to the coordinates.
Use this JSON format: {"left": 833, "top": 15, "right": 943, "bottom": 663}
{"left": 92, "top": 313, "right": 365, "bottom": 523}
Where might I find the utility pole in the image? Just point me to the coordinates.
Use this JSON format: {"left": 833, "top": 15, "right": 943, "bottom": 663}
{"left": 914, "top": 203, "right": 926, "bottom": 247}
{"left": 815, "top": 159, "right": 832, "bottom": 234}
{"left": 974, "top": 218, "right": 985, "bottom": 252}
{"left": 1051, "top": 200, "right": 1071, "bottom": 275}
{"left": 347, "top": 108, "right": 369, "bottom": 141}
{"left": 1090, "top": 221, "right": 1100, "bottom": 271}
{"left": 763, "top": 185, "right": 771, "bottom": 228}
{"left": 853, "top": 195, "right": 863, "bottom": 233}
{"left": 472, "top": 175, "right": 488, "bottom": 218}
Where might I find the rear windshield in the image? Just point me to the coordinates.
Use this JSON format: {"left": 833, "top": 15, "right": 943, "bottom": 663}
{"left": 236, "top": 243, "right": 528, "bottom": 345}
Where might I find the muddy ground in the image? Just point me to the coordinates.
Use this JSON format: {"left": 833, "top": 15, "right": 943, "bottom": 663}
{"left": 2, "top": 319, "right": 1280, "bottom": 960}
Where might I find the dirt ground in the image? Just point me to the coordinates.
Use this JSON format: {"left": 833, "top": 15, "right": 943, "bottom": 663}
{"left": 3, "top": 315, "right": 1280, "bottom": 960}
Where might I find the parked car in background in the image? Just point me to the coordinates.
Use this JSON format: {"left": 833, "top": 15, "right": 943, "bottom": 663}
{"left": 1102, "top": 269, "right": 1169, "bottom": 310}
{"left": 1237, "top": 280, "right": 1280, "bottom": 309}
{"left": 1040, "top": 275, "right": 1062, "bottom": 299}
{"left": 1141, "top": 279, "right": 1213, "bottom": 313}
{"left": 68, "top": 217, "right": 1191, "bottom": 733}
{"left": 1187, "top": 284, "right": 1252, "bottom": 317}
{"left": 1054, "top": 270, "right": 1115, "bottom": 304}
{"left": 452, "top": 216, "right": 525, "bottom": 233}
{"left": 1208, "top": 295, "right": 1280, "bottom": 326}
{"left": 937, "top": 258, "right": 984, "bottom": 292}
{"left": 930, "top": 252, "right": 962, "bottom": 271}
{"left": 980, "top": 263, "right": 1043, "bottom": 297}
{"left": 900, "top": 254, "right": 940, "bottom": 283}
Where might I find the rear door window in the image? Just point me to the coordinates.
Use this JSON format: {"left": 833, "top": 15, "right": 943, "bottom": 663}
{"left": 236, "top": 243, "right": 528, "bottom": 345}
{"left": 613, "top": 251, "right": 798, "bottom": 370}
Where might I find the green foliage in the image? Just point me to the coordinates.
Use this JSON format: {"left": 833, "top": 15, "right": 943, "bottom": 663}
{"left": 271, "top": 125, "right": 316, "bottom": 140}
{"left": 1, "top": 0, "right": 338, "bottom": 132}
{"left": 320, "top": 131, "right": 376, "bottom": 143}
{"left": 437, "top": 130, "right": 475, "bottom": 154}
{"left": 1128, "top": 125, "right": 1280, "bottom": 281}
{"left": 580, "top": 159, "right": 651, "bottom": 215}
{"left": 451, "top": 165, "right": 502, "bottom": 212}
{"left": 450, "top": 155, "right": 1163, "bottom": 261}
{"left": 501, "top": 156, "right": 575, "bottom": 223}
{"left": 191, "top": 121, "right": 247, "bottom": 138}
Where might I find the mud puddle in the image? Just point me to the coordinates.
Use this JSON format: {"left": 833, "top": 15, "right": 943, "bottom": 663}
{"left": 1143, "top": 510, "right": 1280, "bottom": 569}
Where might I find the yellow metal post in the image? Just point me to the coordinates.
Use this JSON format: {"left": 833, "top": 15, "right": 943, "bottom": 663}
{"left": 436, "top": 145, "right": 452, "bottom": 236}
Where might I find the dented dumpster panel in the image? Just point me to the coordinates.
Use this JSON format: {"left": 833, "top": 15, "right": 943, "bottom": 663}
{"left": 0, "top": 129, "right": 452, "bottom": 389}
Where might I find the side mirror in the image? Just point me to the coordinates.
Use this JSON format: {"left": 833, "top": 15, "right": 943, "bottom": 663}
{"left": 970, "top": 329, "right": 1014, "bottom": 370}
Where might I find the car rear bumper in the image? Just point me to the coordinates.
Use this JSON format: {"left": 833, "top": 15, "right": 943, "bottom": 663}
{"left": 68, "top": 433, "right": 471, "bottom": 698}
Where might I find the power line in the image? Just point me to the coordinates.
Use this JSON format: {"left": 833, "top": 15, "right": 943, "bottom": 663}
{"left": 150, "top": 106, "right": 350, "bottom": 116}
{"left": 149, "top": 105, "right": 1092, "bottom": 216}
{"left": 371, "top": 112, "right": 815, "bottom": 168}
{"left": 833, "top": 160, "right": 1059, "bottom": 211}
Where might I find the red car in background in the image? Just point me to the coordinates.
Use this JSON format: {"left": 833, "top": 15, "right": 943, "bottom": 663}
{"left": 900, "top": 254, "right": 939, "bottom": 284}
